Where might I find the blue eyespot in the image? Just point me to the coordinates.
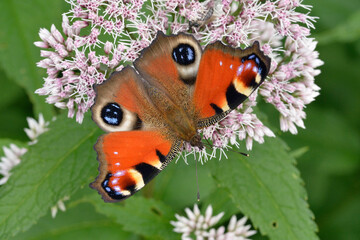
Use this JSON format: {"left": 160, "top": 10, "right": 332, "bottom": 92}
{"left": 242, "top": 54, "right": 267, "bottom": 79}
{"left": 172, "top": 44, "right": 196, "bottom": 65}
{"left": 101, "top": 103, "right": 123, "bottom": 126}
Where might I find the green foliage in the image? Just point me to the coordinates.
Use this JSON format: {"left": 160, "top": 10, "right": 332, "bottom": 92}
{"left": 0, "top": 0, "right": 67, "bottom": 118}
{"left": 151, "top": 154, "right": 216, "bottom": 209}
{"left": 12, "top": 202, "right": 135, "bottom": 240}
{"left": 0, "top": 113, "right": 100, "bottom": 239}
{"left": 315, "top": 10, "right": 360, "bottom": 45}
{"left": 207, "top": 138, "right": 318, "bottom": 240}
{"left": 83, "top": 194, "right": 179, "bottom": 240}
{"left": 284, "top": 107, "right": 360, "bottom": 240}
{"left": 0, "top": 68, "right": 32, "bottom": 140}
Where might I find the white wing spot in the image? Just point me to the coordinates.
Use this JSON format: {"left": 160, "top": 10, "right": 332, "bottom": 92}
{"left": 114, "top": 171, "right": 125, "bottom": 177}
{"left": 237, "top": 65, "right": 244, "bottom": 76}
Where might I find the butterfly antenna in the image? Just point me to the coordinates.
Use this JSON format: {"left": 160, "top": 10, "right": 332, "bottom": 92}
{"left": 227, "top": 148, "right": 249, "bottom": 157}
{"left": 204, "top": 138, "right": 213, "bottom": 149}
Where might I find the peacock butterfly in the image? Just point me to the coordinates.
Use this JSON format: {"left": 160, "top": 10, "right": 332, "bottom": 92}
{"left": 91, "top": 32, "right": 271, "bottom": 202}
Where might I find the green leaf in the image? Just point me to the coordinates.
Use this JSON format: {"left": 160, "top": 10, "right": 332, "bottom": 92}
{"left": 282, "top": 107, "right": 360, "bottom": 240}
{"left": 201, "top": 187, "right": 240, "bottom": 226}
{"left": 0, "top": 68, "right": 23, "bottom": 110}
{"left": 83, "top": 194, "right": 179, "bottom": 240}
{"left": 207, "top": 137, "right": 318, "bottom": 240}
{"left": 315, "top": 10, "right": 360, "bottom": 45}
{"left": 152, "top": 156, "right": 215, "bottom": 210}
{"left": 0, "top": 0, "right": 67, "bottom": 118}
{"left": 12, "top": 201, "right": 134, "bottom": 240}
{"left": 0, "top": 114, "right": 100, "bottom": 239}
{"left": 289, "top": 146, "right": 309, "bottom": 159}
{"left": 0, "top": 67, "right": 33, "bottom": 140}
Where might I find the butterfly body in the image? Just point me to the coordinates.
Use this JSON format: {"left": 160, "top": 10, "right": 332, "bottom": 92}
{"left": 91, "top": 32, "right": 270, "bottom": 202}
{"left": 141, "top": 81, "right": 199, "bottom": 145}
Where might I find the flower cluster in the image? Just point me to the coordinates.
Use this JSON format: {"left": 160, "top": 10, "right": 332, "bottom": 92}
{"left": 180, "top": 94, "right": 275, "bottom": 164}
{"left": 24, "top": 114, "right": 50, "bottom": 145}
{"left": 171, "top": 204, "right": 256, "bottom": 240}
{"left": 0, "top": 144, "right": 27, "bottom": 185}
{"left": 0, "top": 114, "right": 49, "bottom": 185}
{"left": 35, "top": 0, "right": 322, "bottom": 151}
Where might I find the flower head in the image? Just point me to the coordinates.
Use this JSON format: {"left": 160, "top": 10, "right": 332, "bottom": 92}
{"left": 171, "top": 204, "right": 256, "bottom": 240}
{"left": 24, "top": 113, "right": 49, "bottom": 145}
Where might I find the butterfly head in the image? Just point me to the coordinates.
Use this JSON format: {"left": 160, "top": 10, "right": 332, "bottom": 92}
{"left": 189, "top": 134, "right": 204, "bottom": 150}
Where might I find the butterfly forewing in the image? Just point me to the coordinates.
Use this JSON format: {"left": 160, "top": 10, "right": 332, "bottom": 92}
{"left": 92, "top": 67, "right": 150, "bottom": 133}
{"left": 134, "top": 32, "right": 202, "bottom": 93}
{"left": 193, "top": 41, "right": 271, "bottom": 127}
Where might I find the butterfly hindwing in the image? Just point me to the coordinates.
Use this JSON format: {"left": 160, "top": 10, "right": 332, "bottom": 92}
{"left": 193, "top": 41, "right": 271, "bottom": 127}
{"left": 91, "top": 131, "right": 181, "bottom": 202}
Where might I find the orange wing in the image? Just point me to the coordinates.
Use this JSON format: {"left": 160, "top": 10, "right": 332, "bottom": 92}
{"left": 91, "top": 66, "right": 182, "bottom": 202}
{"left": 134, "top": 32, "right": 202, "bottom": 101}
{"left": 92, "top": 66, "right": 156, "bottom": 133}
{"left": 193, "top": 41, "right": 271, "bottom": 127}
{"left": 91, "top": 131, "right": 181, "bottom": 202}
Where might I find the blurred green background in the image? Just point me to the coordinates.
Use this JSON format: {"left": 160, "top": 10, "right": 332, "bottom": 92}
{"left": 0, "top": 0, "right": 359, "bottom": 239}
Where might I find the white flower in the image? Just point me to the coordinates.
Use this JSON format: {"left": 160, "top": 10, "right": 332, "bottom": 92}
{"left": 0, "top": 114, "right": 49, "bottom": 184}
{"left": 171, "top": 204, "right": 256, "bottom": 240}
{"left": 51, "top": 196, "right": 70, "bottom": 218}
{"left": 24, "top": 113, "right": 50, "bottom": 145}
{"left": 0, "top": 144, "right": 27, "bottom": 185}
